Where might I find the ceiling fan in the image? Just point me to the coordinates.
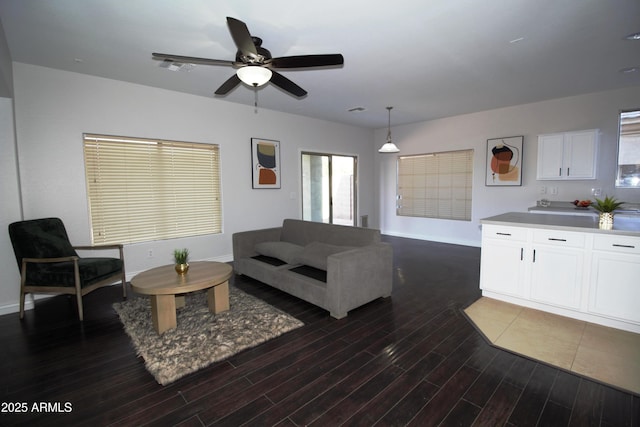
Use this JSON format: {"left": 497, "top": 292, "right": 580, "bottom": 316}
{"left": 153, "top": 17, "right": 344, "bottom": 98}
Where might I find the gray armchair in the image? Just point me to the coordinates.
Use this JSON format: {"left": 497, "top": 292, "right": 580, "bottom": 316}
{"left": 8, "top": 217, "right": 126, "bottom": 321}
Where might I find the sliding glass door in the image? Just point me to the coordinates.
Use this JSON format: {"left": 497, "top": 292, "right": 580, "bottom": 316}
{"left": 301, "top": 152, "right": 357, "bottom": 226}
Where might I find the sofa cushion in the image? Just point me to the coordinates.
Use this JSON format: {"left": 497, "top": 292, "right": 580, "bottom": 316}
{"left": 280, "top": 219, "right": 380, "bottom": 247}
{"left": 294, "top": 242, "right": 354, "bottom": 270}
{"left": 254, "top": 241, "right": 304, "bottom": 265}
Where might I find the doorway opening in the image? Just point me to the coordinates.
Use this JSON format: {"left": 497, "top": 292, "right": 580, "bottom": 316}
{"left": 301, "top": 152, "right": 357, "bottom": 226}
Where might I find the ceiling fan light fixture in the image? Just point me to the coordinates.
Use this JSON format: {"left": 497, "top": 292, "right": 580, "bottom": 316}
{"left": 237, "top": 66, "right": 272, "bottom": 87}
{"left": 379, "top": 106, "right": 400, "bottom": 153}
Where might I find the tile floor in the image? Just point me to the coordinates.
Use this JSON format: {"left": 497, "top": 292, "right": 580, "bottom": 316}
{"left": 464, "top": 297, "right": 640, "bottom": 395}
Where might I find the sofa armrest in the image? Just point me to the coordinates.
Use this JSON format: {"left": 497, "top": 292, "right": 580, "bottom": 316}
{"left": 232, "top": 227, "right": 283, "bottom": 261}
{"left": 325, "top": 242, "right": 393, "bottom": 318}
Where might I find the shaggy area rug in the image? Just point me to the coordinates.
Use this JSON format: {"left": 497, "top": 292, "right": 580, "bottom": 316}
{"left": 113, "top": 286, "right": 304, "bottom": 385}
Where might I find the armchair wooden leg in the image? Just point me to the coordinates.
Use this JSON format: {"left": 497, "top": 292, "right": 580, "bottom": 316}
{"left": 19, "top": 264, "right": 27, "bottom": 319}
{"left": 74, "top": 264, "right": 83, "bottom": 321}
{"left": 118, "top": 245, "right": 126, "bottom": 299}
{"left": 19, "top": 290, "right": 25, "bottom": 319}
{"left": 121, "top": 272, "right": 127, "bottom": 299}
{"left": 76, "top": 295, "right": 84, "bottom": 321}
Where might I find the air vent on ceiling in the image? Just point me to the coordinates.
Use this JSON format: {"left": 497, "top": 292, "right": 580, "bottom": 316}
{"left": 158, "top": 59, "right": 195, "bottom": 72}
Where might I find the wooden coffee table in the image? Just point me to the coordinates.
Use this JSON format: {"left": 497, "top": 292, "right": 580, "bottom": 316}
{"left": 130, "top": 261, "right": 233, "bottom": 334}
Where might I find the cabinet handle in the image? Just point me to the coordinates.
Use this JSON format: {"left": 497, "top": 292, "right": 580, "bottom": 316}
{"left": 533, "top": 249, "right": 536, "bottom": 262}
{"left": 548, "top": 238, "right": 567, "bottom": 242}
{"left": 612, "top": 244, "right": 635, "bottom": 249}
{"left": 567, "top": 167, "right": 570, "bottom": 176}
{"left": 520, "top": 248, "right": 524, "bottom": 261}
{"left": 559, "top": 167, "right": 562, "bottom": 177}
{"left": 496, "top": 232, "right": 511, "bottom": 236}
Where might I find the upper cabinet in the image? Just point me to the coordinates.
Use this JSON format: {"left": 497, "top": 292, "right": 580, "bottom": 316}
{"left": 536, "top": 129, "right": 598, "bottom": 180}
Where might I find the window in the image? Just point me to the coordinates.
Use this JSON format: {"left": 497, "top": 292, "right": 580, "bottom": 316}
{"left": 397, "top": 149, "right": 473, "bottom": 220}
{"left": 616, "top": 109, "right": 640, "bottom": 188}
{"left": 83, "top": 134, "right": 221, "bottom": 244}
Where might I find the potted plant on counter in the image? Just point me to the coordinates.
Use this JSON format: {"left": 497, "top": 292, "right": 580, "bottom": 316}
{"left": 592, "top": 196, "right": 624, "bottom": 229}
{"left": 174, "top": 248, "right": 190, "bottom": 274}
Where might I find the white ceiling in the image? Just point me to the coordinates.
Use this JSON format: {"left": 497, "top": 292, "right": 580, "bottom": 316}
{"left": 1, "top": 0, "right": 639, "bottom": 129}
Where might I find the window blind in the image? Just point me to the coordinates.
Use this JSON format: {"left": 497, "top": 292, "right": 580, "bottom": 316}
{"left": 83, "top": 134, "right": 222, "bottom": 244}
{"left": 397, "top": 149, "right": 473, "bottom": 221}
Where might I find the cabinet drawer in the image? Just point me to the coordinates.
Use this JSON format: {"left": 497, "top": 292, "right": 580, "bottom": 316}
{"left": 593, "top": 234, "right": 640, "bottom": 254}
{"left": 482, "top": 225, "right": 528, "bottom": 242}
{"left": 532, "top": 229, "right": 585, "bottom": 248}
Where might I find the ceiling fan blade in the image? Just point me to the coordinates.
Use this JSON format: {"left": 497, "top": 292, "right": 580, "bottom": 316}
{"left": 270, "top": 54, "right": 344, "bottom": 69}
{"left": 270, "top": 71, "right": 307, "bottom": 97}
{"left": 226, "top": 17, "right": 258, "bottom": 58}
{"left": 153, "top": 52, "right": 235, "bottom": 66}
{"left": 214, "top": 74, "right": 241, "bottom": 95}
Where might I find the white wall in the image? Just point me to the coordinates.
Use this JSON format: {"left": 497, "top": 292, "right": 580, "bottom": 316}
{"left": 0, "top": 19, "right": 13, "bottom": 97}
{"left": 0, "top": 97, "right": 22, "bottom": 314}
{"left": 376, "top": 86, "right": 640, "bottom": 247}
{"left": 0, "top": 31, "right": 20, "bottom": 314}
{"left": 5, "top": 62, "right": 375, "bottom": 313}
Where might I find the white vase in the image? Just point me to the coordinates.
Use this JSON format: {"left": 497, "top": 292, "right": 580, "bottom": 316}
{"left": 598, "top": 212, "right": 614, "bottom": 230}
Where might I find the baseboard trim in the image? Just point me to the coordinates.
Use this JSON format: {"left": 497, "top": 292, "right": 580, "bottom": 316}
{"left": 0, "top": 294, "right": 49, "bottom": 316}
{"left": 383, "top": 231, "right": 480, "bottom": 248}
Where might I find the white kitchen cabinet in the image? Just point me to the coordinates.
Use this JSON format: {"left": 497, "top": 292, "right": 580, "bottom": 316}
{"left": 588, "top": 235, "right": 640, "bottom": 324}
{"left": 481, "top": 226, "right": 585, "bottom": 310}
{"left": 529, "top": 229, "right": 585, "bottom": 310}
{"left": 537, "top": 129, "right": 598, "bottom": 180}
{"left": 479, "top": 225, "right": 528, "bottom": 298}
{"left": 479, "top": 214, "right": 640, "bottom": 333}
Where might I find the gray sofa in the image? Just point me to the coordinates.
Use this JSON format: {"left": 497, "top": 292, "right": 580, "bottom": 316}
{"left": 232, "top": 219, "right": 393, "bottom": 318}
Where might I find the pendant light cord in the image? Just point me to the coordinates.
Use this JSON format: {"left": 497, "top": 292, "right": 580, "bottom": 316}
{"left": 386, "top": 106, "right": 393, "bottom": 142}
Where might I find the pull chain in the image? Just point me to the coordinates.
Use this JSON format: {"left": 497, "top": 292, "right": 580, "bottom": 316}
{"left": 253, "top": 83, "right": 259, "bottom": 114}
{"left": 254, "top": 89, "right": 259, "bottom": 113}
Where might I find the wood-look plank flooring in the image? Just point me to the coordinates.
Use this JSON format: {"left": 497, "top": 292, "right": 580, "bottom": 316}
{"left": 1, "top": 235, "right": 638, "bottom": 426}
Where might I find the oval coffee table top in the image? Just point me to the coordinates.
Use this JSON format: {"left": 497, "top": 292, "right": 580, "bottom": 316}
{"left": 131, "top": 261, "right": 233, "bottom": 296}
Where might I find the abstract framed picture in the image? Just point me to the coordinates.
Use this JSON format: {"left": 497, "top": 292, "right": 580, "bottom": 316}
{"left": 251, "top": 138, "right": 281, "bottom": 189}
{"left": 486, "top": 136, "right": 523, "bottom": 186}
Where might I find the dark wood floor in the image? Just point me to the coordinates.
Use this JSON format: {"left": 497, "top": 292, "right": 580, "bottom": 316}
{"left": 1, "top": 235, "right": 638, "bottom": 426}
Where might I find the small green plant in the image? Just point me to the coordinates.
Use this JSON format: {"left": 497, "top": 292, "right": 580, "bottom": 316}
{"left": 592, "top": 196, "right": 624, "bottom": 213}
{"left": 173, "top": 248, "right": 189, "bottom": 264}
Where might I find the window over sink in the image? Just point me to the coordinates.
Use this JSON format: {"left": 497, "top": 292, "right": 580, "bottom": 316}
{"left": 616, "top": 109, "right": 640, "bottom": 188}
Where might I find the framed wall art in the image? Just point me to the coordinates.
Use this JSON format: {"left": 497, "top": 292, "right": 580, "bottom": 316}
{"left": 251, "top": 138, "right": 281, "bottom": 189}
{"left": 486, "top": 136, "right": 523, "bottom": 186}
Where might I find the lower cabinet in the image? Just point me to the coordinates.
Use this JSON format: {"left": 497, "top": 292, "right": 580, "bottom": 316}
{"left": 530, "top": 245, "right": 583, "bottom": 310}
{"left": 479, "top": 226, "right": 527, "bottom": 298}
{"left": 588, "top": 235, "right": 640, "bottom": 324}
{"left": 529, "top": 229, "right": 585, "bottom": 310}
{"left": 480, "top": 223, "right": 640, "bottom": 332}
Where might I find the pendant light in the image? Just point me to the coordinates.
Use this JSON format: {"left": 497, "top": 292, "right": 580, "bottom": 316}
{"left": 378, "top": 106, "right": 400, "bottom": 153}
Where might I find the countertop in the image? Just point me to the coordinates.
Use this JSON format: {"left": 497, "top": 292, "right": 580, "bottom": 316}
{"left": 481, "top": 212, "right": 640, "bottom": 237}
{"left": 527, "top": 201, "right": 640, "bottom": 217}
{"left": 528, "top": 205, "right": 598, "bottom": 217}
